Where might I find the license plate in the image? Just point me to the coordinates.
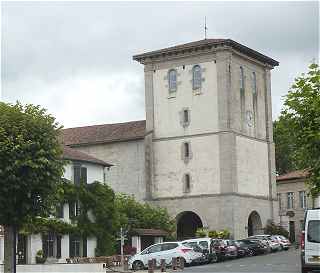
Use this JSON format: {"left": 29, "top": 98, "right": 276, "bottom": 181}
{"left": 309, "top": 256, "right": 320, "bottom": 262}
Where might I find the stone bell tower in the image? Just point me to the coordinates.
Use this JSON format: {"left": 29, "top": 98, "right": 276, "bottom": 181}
{"left": 133, "top": 39, "right": 279, "bottom": 239}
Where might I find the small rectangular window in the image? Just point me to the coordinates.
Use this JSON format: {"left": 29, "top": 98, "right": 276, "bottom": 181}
{"left": 74, "top": 165, "right": 81, "bottom": 186}
{"left": 184, "top": 174, "right": 191, "bottom": 193}
{"left": 183, "top": 110, "right": 189, "bottom": 123}
{"left": 184, "top": 143, "right": 189, "bottom": 158}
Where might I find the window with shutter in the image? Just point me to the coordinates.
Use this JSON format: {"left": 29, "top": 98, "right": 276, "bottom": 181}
{"left": 69, "top": 202, "right": 75, "bottom": 219}
{"left": 56, "top": 235, "right": 62, "bottom": 259}
{"left": 74, "top": 165, "right": 81, "bottom": 186}
{"left": 82, "top": 237, "right": 87, "bottom": 257}
{"left": 81, "top": 167, "right": 87, "bottom": 184}
{"left": 56, "top": 203, "right": 64, "bottom": 218}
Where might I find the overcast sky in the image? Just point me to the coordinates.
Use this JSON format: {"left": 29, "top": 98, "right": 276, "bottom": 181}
{"left": 1, "top": 1, "right": 319, "bottom": 128}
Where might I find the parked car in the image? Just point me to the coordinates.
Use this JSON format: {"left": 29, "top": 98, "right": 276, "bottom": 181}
{"left": 248, "top": 236, "right": 272, "bottom": 253}
{"left": 271, "top": 235, "right": 291, "bottom": 250}
{"left": 301, "top": 208, "right": 320, "bottom": 273}
{"left": 238, "top": 239, "right": 268, "bottom": 255}
{"left": 230, "top": 240, "right": 247, "bottom": 258}
{"left": 128, "top": 242, "right": 203, "bottom": 270}
{"left": 182, "top": 242, "right": 208, "bottom": 264}
{"left": 249, "top": 235, "right": 281, "bottom": 252}
{"left": 182, "top": 238, "right": 218, "bottom": 263}
{"left": 211, "top": 239, "right": 238, "bottom": 261}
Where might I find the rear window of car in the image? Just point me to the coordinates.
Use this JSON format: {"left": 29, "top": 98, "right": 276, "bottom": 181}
{"left": 161, "top": 243, "right": 178, "bottom": 251}
{"left": 307, "top": 220, "right": 320, "bottom": 243}
{"left": 183, "top": 242, "right": 197, "bottom": 248}
{"left": 199, "top": 241, "right": 209, "bottom": 249}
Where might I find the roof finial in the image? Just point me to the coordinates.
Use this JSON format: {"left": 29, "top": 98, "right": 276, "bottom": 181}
{"left": 204, "top": 16, "right": 208, "bottom": 39}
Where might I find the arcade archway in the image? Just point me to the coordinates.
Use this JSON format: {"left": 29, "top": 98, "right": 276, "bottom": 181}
{"left": 176, "top": 211, "right": 203, "bottom": 240}
{"left": 248, "top": 211, "right": 262, "bottom": 236}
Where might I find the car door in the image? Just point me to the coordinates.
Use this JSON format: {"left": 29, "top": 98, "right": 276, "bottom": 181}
{"left": 146, "top": 244, "right": 163, "bottom": 266}
{"left": 160, "top": 243, "right": 179, "bottom": 265}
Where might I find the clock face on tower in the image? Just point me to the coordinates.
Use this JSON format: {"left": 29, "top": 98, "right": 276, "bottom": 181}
{"left": 246, "top": 110, "right": 254, "bottom": 127}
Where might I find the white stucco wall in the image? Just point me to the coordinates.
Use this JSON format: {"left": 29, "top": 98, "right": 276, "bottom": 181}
{"left": 153, "top": 61, "right": 219, "bottom": 139}
{"left": 0, "top": 236, "right": 3, "bottom": 264}
{"left": 153, "top": 134, "right": 220, "bottom": 198}
{"left": 73, "top": 140, "right": 146, "bottom": 201}
{"left": 63, "top": 164, "right": 72, "bottom": 181}
{"left": 87, "top": 237, "right": 97, "bottom": 258}
{"left": 62, "top": 162, "right": 104, "bottom": 184}
{"left": 60, "top": 235, "right": 69, "bottom": 262}
{"left": 236, "top": 136, "right": 269, "bottom": 197}
{"left": 27, "top": 234, "right": 42, "bottom": 264}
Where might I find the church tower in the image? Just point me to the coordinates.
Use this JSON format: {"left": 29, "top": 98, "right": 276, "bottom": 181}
{"left": 134, "top": 39, "right": 279, "bottom": 239}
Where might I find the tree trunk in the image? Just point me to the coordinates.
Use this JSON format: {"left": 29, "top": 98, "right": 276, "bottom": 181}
{"left": 4, "top": 226, "right": 16, "bottom": 273}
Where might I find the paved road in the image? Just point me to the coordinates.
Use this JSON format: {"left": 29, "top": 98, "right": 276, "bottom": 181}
{"left": 184, "top": 249, "right": 301, "bottom": 273}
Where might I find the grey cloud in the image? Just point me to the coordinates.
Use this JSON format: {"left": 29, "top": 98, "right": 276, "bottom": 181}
{"left": 1, "top": 1, "right": 319, "bottom": 126}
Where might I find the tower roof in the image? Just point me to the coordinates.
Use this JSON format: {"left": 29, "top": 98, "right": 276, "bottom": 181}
{"left": 133, "top": 39, "right": 279, "bottom": 67}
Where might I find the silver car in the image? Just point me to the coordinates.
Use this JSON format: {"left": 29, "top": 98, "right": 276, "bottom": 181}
{"left": 128, "top": 242, "right": 203, "bottom": 270}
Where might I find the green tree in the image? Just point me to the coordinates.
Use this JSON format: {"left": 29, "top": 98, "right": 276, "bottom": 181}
{"left": 0, "top": 102, "right": 65, "bottom": 273}
{"left": 273, "top": 116, "right": 298, "bottom": 175}
{"left": 282, "top": 63, "right": 320, "bottom": 197}
{"left": 115, "top": 194, "right": 175, "bottom": 235}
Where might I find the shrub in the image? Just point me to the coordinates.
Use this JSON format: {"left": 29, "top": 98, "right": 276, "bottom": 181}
{"left": 195, "top": 228, "right": 207, "bottom": 238}
{"left": 264, "top": 220, "right": 289, "bottom": 238}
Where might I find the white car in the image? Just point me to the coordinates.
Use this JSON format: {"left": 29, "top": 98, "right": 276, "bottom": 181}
{"left": 181, "top": 238, "right": 218, "bottom": 263}
{"left": 271, "top": 235, "right": 291, "bottom": 250}
{"left": 301, "top": 208, "right": 320, "bottom": 273}
{"left": 128, "top": 242, "right": 203, "bottom": 270}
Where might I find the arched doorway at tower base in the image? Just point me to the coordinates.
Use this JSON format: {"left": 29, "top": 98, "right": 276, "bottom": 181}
{"left": 176, "top": 211, "right": 203, "bottom": 240}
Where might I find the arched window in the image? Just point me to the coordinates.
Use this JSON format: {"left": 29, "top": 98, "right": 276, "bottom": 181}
{"left": 192, "top": 65, "right": 202, "bottom": 90}
{"left": 168, "top": 69, "right": 177, "bottom": 92}
{"left": 240, "top": 66, "right": 245, "bottom": 90}
{"left": 252, "top": 72, "right": 257, "bottom": 94}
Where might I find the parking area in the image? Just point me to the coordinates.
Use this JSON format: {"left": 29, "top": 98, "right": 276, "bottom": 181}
{"left": 184, "top": 248, "right": 300, "bottom": 273}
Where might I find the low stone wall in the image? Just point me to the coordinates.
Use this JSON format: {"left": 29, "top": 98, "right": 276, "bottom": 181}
{"left": 0, "top": 263, "right": 105, "bottom": 273}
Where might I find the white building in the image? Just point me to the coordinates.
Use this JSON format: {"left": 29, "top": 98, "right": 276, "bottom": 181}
{"left": 63, "top": 38, "right": 280, "bottom": 240}
{"left": 1, "top": 146, "right": 111, "bottom": 264}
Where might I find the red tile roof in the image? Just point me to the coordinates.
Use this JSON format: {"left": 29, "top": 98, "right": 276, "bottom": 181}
{"left": 62, "top": 120, "right": 146, "bottom": 146}
{"left": 133, "top": 39, "right": 279, "bottom": 67}
{"left": 63, "top": 146, "right": 112, "bottom": 167}
{"left": 276, "top": 170, "right": 309, "bottom": 182}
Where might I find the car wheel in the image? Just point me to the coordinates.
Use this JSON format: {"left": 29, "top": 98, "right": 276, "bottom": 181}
{"left": 247, "top": 249, "right": 254, "bottom": 257}
{"left": 211, "top": 253, "right": 218, "bottom": 263}
{"left": 132, "top": 260, "right": 144, "bottom": 271}
{"left": 178, "top": 257, "right": 188, "bottom": 267}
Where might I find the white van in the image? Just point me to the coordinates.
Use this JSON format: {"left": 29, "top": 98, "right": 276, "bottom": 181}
{"left": 301, "top": 208, "right": 320, "bottom": 273}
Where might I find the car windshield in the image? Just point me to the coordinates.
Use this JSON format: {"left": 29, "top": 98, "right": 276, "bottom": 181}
{"left": 307, "top": 220, "right": 320, "bottom": 243}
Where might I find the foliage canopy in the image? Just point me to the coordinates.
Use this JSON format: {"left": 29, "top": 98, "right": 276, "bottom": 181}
{"left": 281, "top": 63, "right": 320, "bottom": 196}
{"left": 0, "top": 102, "right": 65, "bottom": 227}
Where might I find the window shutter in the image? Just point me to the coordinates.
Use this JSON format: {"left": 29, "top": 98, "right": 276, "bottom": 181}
{"left": 74, "top": 165, "right": 81, "bottom": 186}
{"left": 69, "top": 235, "right": 74, "bottom": 258}
{"left": 56, "top": 203, "right": 64, "bottom": 218}
{"left": 42, "top": 234, "right": 47, "bottom": 258}
{"left": 69, "top": 202, "right": 75, "bottom": 218}
{"left": 81, "top": 167, "right": 87, "bottom": 184}
{"left": 56, "top": 235, "right": 62, "bottom": 259}
{"left": 82, "top": 237, "right": 87, "bottom": 257}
